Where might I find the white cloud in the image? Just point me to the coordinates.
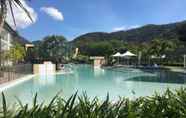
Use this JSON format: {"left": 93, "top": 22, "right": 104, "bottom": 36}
{"left": 129, "top": 25, "right": 140, "bottom": 29}
{"left": 113, "top": 26, "right": 126, "bottom": 31}
{"left": 40, "top": 7, "right": 64, "bottom": 21}
{"left": 113, "top": 25, "right": 140, "bottom": 31}
{"left": 6, "top": 0, "right": 37, "bottom": 29}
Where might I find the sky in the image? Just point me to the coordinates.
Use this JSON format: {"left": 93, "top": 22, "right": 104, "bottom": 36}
{"left": 6, "top": 0, "right": 186, "bottom": 41}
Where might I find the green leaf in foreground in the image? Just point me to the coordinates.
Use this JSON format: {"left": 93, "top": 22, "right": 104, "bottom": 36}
{"left": 1, "top": 88, "right": 186, "bottom": 117}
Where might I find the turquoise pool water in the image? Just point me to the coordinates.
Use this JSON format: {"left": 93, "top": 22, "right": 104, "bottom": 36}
{"left": 1, "top": 64, "right": 186, "bottom": 105}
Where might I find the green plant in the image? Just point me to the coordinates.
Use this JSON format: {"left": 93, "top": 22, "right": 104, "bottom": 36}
{"left": 1, "top": 88, "right": 186, "bottom": 118}
{"left": 73, "top": 54, "right": 90, "bottom": 64}
{"left": 5, "top": 43, "right": 26, "bottom": 63}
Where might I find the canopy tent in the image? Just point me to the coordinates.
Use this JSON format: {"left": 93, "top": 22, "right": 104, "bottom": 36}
{"left": 112, "top": 52, "right": 122, "bottom": 64}
{"left": 120, "top": 51, "right": 136, "bottom": 65}
{"left": 121, "top": 51, "right": 136, "bottom": 57}
{"left": 112, "top": 52, "right": 122, "bottom": 57}
{"left": 112, "top": 51, "right": 137, "bottom": 65}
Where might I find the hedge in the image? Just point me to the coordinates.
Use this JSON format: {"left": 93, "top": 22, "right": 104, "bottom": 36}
{"left": 0, "top": 88, "right": 186, "bottom": 118}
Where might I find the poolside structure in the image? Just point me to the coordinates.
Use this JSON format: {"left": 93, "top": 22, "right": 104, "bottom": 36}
{"left": 25, "top": 44, "right": 34, "bottom": 51}
{"left": 33, "top": 61, "right": 56, "bottom": 75}
{"left": 121, "top": 51, "right": 136, "bottom": 57}
{"left": 90, "top": 56, "right": 105, "bottom": 68}
{"left": 112, "top": 52, "right": 122, "bottom": 64}
{"left": 113, "top": 52, "right": 122, "bottom": 57}
{"left": 0, "top": 22, "right": 33, "bottom": 66}
{"left": 0, "top": 22, "right": 33, "bottom": 83}
{"left": 121, "top": 51, "right": 137, "bottom": 66}
{"left": 112, "top": 51, "right": 137, "bottom": 65}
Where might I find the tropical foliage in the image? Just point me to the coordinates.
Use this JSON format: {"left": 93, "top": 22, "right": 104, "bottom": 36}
{"left": 31, "top": 35, "right": 69, "bottom": 63}
{"left": 0, "top": 0, "right": 32, "bottom": 32}
{"left": 72, "top": 54, "right": 90, "bottom": 63}
{"left": 32, "top": 35, "right": 183, "bottom": 65}
{"left": 72, "top": 20, "right": 186, "bottom": 63}
{"left": 1, "top": 88, "right": 186, "bottom": 117}
{"left": 73, "top": 20, "right": 186, "bottom": 44}
{"left": 2, "top": 43, "right": 26, "bottom": 63}
{"left": 74, "top": 38, "right": 179, "bottom": 58}
{"left": 31, "top": 20, "right": 186, "bottom": 65}
{"left": 0, "top": 0, "right": 32, "bottom": 67}
{"left": 149, "top": 39, "right": 178, "bottom": 56}
{"left": 177, "top": 22, "right": 186, "bottom": 42}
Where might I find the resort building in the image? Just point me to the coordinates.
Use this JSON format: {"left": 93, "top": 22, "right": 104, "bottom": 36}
{"left": 0, "top": 22, "right": 33, "bottom": 66}
{"left": 0, "top": 22, "right": 33, "bottom": 83}
{"left": 90, "top": 56, "right": 106, "bottom": 68}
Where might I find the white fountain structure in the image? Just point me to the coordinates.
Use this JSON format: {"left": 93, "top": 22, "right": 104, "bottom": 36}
{"left": 33, "top": 61, "right": 56, "bottom": 75}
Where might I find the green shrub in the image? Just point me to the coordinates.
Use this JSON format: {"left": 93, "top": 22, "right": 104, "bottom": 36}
{"left": 1, "top": 88, "right": 186, "bottom": 118}
{"left": 72, "top": 55, "right": 90, "bottom": 64}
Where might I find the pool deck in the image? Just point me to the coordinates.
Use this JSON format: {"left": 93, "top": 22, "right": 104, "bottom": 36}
{"left": 163, "top": 66, "right": 186, "bottom": 73}
{"left": 104, "top": 65, "right": 186, "bottom": 73}
{"left": 0, "top": 70, "right": 72, "bottom": 91}
{"left": 0, "top": 74, "right": 35, "bottom": 92}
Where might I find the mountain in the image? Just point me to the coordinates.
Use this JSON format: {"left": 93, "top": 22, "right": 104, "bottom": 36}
{"left": 72, "top": 20, "right": 186, "bottom": 45}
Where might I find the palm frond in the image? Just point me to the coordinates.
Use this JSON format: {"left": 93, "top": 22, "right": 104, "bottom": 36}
{"left": 12, "top": 0, "right": 33, "bottom": 22}
{"left": 8, "top": 0, "right": 16, "bottom": 26}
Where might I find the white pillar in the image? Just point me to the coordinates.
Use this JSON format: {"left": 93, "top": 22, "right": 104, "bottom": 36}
{"left": 138, "top": 51, "right": 142, "bottom": 66}
{"left": 7, "top": 33, "right": 10, "bottom": 50}
{"left": 184, "top": 55, "right": 186, "bottom": 68}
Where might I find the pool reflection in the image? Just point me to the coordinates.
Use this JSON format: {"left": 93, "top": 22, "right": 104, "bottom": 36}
{"left": 34, "top": 75, "right": 56, "bottom": 85}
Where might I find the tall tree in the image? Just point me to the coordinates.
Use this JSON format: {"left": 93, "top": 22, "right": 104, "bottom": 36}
{"left": 177, "top": 23, "right": 186, "bottom": 42}
{"left": 33, "top": 35, "right": 68, "bottom": 63}
{"left": 149, "top": 38, "right": 177, "bottom": 57}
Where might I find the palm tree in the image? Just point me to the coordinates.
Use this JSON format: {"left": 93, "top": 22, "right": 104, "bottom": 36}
{"left": 0, "top": 0, "right": 33, "bottom": 32}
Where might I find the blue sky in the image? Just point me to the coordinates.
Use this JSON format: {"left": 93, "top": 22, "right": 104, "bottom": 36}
{"left": 13, "top": 0, "right": 186, "bottom": 41}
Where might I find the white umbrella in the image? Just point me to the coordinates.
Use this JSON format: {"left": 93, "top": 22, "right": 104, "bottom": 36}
{"left": 121, "top": 51, "right": 136, "bottom": 65}
{"left": 121, "top": 51, "right": 136, "bottom": 57}
{"left": 112, "top": 52, "right": 122, "bottom": 64}
{"left": 112, "top": 52, "right": 122, "bottom": 57}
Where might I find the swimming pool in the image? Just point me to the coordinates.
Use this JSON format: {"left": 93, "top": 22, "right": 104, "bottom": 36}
{"left": 1, "top": 64, "right": 186, "bottom": 105}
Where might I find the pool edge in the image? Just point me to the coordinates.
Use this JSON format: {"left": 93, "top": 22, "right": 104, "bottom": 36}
{"left": 0, "top": 74, "right": 35, "bottom": 92}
